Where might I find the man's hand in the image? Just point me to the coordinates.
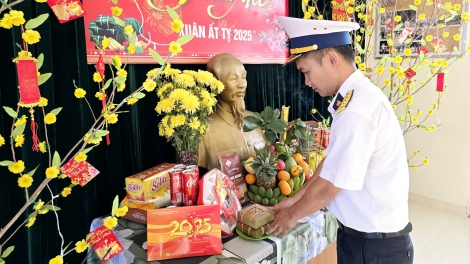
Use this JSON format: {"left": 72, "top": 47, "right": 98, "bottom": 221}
{"left": 271, "top": 197, "right": 296, "bottom": 213}
{"left": 267, "top": 207, "right": 297, "bottom": 239}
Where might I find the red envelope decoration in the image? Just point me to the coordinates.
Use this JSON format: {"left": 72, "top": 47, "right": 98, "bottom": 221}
{"left": 61, "top": 158, "right": 100, "bottom": 187}
{"left": 48, "top": 0, "right": 85, "bottom": 24}
{"left": 87, "top": 225, "right": 123, "bottom": 262}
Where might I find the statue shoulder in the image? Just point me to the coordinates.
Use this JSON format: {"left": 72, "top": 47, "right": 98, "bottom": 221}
{"left": 244, "top": 110, "right": 254, "bottom": 116}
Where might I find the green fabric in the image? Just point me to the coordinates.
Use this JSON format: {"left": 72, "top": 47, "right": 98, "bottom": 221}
{"left": 0, "top": 1, "right": 330, "bottom": 263}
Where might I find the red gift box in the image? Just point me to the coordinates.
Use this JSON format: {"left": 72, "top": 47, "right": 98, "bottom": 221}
{"left": 147, "top": 205, "right": 222, "bottom": 261}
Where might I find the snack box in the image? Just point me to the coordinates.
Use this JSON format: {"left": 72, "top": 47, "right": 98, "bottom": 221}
{"left": 120, "top": 195, "right": 171, "bottom": 224}
{"left": 125, "top": 163, "right": 176, "bottom": 201}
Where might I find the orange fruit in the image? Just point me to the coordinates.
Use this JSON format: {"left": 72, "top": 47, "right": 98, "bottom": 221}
{"left": 245, "top": 173, "right": 256, "bottom": 185}
{"left": 292, "top": 153, "right": 303, "bottom": 164}
{"left": 251, "top": 151, "right": 257, "bottom": 156}
{"left": 278, "top": 180, "right": 292, "bottom": 196}
{"left": 299, "top": 161, "right": 311, "bottom": 177}
{"left": 277, "top": 170, "right": 290, "bottom": 181}
{"left": 290, "top": 165, "right": 302, "bottom": 177}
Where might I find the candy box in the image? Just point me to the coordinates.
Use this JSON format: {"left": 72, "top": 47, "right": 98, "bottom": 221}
{"left": 236, "top": 204, "right": 274, "bottom": 229}
{"left": 147, "top": 204, "right": 222, "bottom": 261}
{"left": 120, "top": 196, "right": 171, "bottom": 224}
{"left": 125, "top": 163, "right": 176, "bottom": 201}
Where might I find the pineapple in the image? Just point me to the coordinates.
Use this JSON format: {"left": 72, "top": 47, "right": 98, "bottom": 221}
{"left": 250, "top": 145, "right": 278, "bottom": 189}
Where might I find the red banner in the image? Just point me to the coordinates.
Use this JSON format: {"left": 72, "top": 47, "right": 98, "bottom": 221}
{"left": 83, "top": 0, "right": 288, "bottom": 64}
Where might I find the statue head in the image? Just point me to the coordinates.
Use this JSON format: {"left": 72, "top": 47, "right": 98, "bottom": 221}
{"left": 207, "top": 53, "right": 247, "bottom": 129}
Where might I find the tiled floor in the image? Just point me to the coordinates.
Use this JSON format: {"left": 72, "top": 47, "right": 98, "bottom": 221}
{"left": 409, "top": 202, "right": 470, "bottom": 264}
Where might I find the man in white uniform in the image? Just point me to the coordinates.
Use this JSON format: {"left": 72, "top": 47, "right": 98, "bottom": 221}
{"left": 267, "top": 17, "right": 413, "bottom": 264}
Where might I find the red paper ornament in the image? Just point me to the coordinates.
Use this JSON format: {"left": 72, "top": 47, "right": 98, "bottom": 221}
{"left": 436, "top": 72, "right": 445, "bottom": 92}
{"left": 48, "top": 0, "right": 85, "bottom": 24}
{"left": 96, "top": 54, "right": 110, "bottom": 145}
{"left": 405, "top": 68, "right": 416, "bottom": 80}
{"left": 418, "top": 47, "right": 429, "bottom": 55}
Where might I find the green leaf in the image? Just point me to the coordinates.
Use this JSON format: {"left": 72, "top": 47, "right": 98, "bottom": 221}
{"left": 409, "top": 5, "right": 418, "bottom": 11}
{"left": 25, "top": 14, "right": 49, "bottom": 30}
{"left": 453, "top": 46, "right": 459, "bottom": 54}
{"left": 384, "top": 55, "right": 394, "bottom": 63}
{"left": 393, "top": 23, "right": 403, "bottom": 31}
{"left": 267, "top": 122, "right": 286, "bottom": 134}
{"left": 113, "top": 16, "right": 125, "bottom": 27}
{"left": 436, "top": 117, "right": 441, "bottom": 124}
{"left": 43, "top": 204, "right": 61, "bottom": 211}
{"left": 404, "top": 38, "right": 412, "bottom": 45}
{"left": 36, "top": 53, "right": 44, "bottom": 70}
{"left": 38, "top": 73, "right": 52, "bottom": 86}
{"left": 82, "top": 146, "right": 96, "bottom": 154}
{"left": 445, "top": 15, "right": 455, "bottom": 22}
{"left": 253, "top": 112, "right": 263, "bottom": 120}
{"left": 50, "top": 107, "right": 62, "bottom": 116}
{"left": 0, "top": 160, "right": 14, "bottom": 166}
{"left": 111, "top": 0, "right": 118, "bottom": 4}
{"left": 132, "top": 92, "right": 146, "bottom": 99}
{"left": 52, "top": 151, "right": 61, "bottom": 168}
{"left": 148, "top": 48, "right": 164, "bottom": 65}
{"left": 3, "top": 106, "right": 18, "bottom": 118}
{"left": 264, "top": 130, "right": 277, "bottom": 145}
{"left": 1, "top": 246, "right": 14, "bottom": 258}
{"left": 419, "top": 51, "right": 425, "bottom": 61}
{"left": 425, "top": 1, "right": 433, "bottom": 5}
{"left": 62, "top": 241, "right": 73, "bottom": 253}
{"left": 94, "top": 130, "right": 109, "bottom": 138}
{"left": 26, "top": 165, "right": 40, "bottom": 177}
{"left": 383, "top": 90, "right": 393, "bottom": 94}
{"left": 111, "top": 195, "right": 119, "bottom": 216}
{"left": 294, "top": 126, "right": 307, "bottom": 139}
{"left": 114, "top": 76, "right": 126, "bottom": 84}
{"left": 12, "top": 122, "right": 26, "bottom": 139}
{"left": 130, "top": 32, "right": 137, "bottom": 45}
{"left": 261, "top": 106, "right": 274, "bottom": 123}
{"left": 176, "top": 35, "right": 194, "bottom": 45}
{"left": 16, "top": 42, "right": 22, "bottom": 49}
{"left": 102, "top": 79, "right": 113, "bottom": 90}
{"left": 421, "top": 39, "right": 426, "bottom": 46}
{"left": 380, "top": 56, "right": 387, "bottom": 65}
{"left": 356, "top": 43, "right": 365, "bottom": 54}
{"left": 166, "top": 5, "right": 180, "bottom": 20}
{"left": 243, "top": 116, "right": 263, "bottom": 132}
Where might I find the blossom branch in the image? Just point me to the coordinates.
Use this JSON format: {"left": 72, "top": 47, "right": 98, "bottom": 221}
{"left": 0, "top": 0, "right": 25, "bottom": 14}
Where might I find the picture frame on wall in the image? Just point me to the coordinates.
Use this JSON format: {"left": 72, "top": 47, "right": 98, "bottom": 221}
{"left": 374, "top": 0, "right": 469, "bottom": 58}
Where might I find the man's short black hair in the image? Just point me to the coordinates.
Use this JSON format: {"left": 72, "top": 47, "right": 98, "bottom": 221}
{"left": 306, "top": 44, "right": 355, "bottom": 65}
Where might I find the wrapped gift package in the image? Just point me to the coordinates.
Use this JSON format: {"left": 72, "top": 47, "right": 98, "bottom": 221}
{"left": 120, "top": 196, "right": 170, "bottom": 224}
{"left": 236, "top": 221, "right": 270, "bottom": 239}
{"left": 147, "top": 204, "right": 222, "bottom": 261}
{"left": 236, "top": 204, "right": 274, "bottom": 238}
{"left": 197, "top": 168, "right": 242, "bottom": 236}
{"left": 125, "top": 163, "right": 176, "bottom": 201}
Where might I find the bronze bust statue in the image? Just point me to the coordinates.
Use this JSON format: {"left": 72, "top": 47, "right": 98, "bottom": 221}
{"left": 197, "top": 53, "right": 266, "bottom": 170}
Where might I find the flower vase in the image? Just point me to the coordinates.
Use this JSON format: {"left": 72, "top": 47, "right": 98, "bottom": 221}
{"left": 176, "top": 149, "right": 198, "bottom": 166}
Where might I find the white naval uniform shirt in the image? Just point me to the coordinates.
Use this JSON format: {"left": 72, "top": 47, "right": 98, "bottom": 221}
{"left": 320, "top": 70, "right": 409, "bottom": 233}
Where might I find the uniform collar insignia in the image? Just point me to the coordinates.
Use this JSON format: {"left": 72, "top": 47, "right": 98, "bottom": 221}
{"left": 333, "top": 90, "right": 354, "bottom": 114}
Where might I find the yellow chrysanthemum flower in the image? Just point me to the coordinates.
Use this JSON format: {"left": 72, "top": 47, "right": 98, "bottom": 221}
{"left": 124, "top": 24, "right": 134, "bottom": 35}
{"left": 45, "top": 166, "right": 60, "bottom": 179}
{"left": 170, "top": 115, "right": 186, "bottom": 128}
{"left": 22, "top": 29, "right": 41, "bottom": 44}
{"left": 117, "top": 82, "right": 126, "bottom": 92}
{"left": 74, "top": 88, "right": 86, "bottom": 98}
{"left": 127, "top": 97, "right": 138, "bottom": 105}
{"left": 15, "top": 134, "right": 24, "bottom": 147}
{"left": 403, "top": 48, "right": 412, "bottom": 56}
{"left": 462, "top": 12, "right": 469, "bottom": 20}
{"left": 116, "top": 69, "right": 127, "bottom": 78}
{"left": 453, "top": 34, "right": 461, "bottom": 41}
{"left": 95, "top": 92, "right": 104, "bottom": 100}
{"left": 9, "top": 10, "right": 26, "bottom": 26}
{"left": 105, "top": 113, "right": 118, "bottom": 124}
{"left": 111, "top": 6, "right": 123, "bottom": 16}
{"left": 454, "top": 4, "right": 461, "bottom": 10}
{"left": 379, "top": 8, "right": 385, "bottom": 14}
{"left": 384, "top": 79, "right": 391, "bottom": 86}
{"left": 422, "top": 158, "right": 429, "bottom": 164}
{"left": 49, "top": 255, "right": 63, "bottom": 264}
{"left": 358, "top": 63, "right": 366, "bottom": 71}
{"left": 143, "top": 78, "right": 157, "bottom": 92}
{"left": 111, "top": 55, "right": 122, "bottom": 69}
{"left": 418, "top": 13, "right": 426, "bottom": 20}
{"left": 411, "top": 117, "right": 418, "bottom": 123}
{"left": 388, "top": 67, "right": 396, "bottom": 74}
{"left": 171, "top": 19, "right": 183, "bottom": 33}
{"left": 61, "top": 187, "right": 72, "bottom": 197}
{"left": 18, "top": 174, "right": 33, "bottom": 188}
{"left": 74, "top": 152, "right": 87, "bottom": 162}
{"left": 394, "top": 56, "right": 403, "bottom": 63}
{"left": 44, "top": 113, "right": 57, "bottom": 124}
{"left": 181, "top": 94, "right": 200, "bottom": 114}
{"left": 174, "top": 74, "right": 196, "bottom": 88}
{"left": 75, "top": 239, "right": 88, "bottom": 253}
{"left": 128, "top": 44, "right": 136, "bottom": 54}
{"left": 115, "top": 206, "right": 129, "bottom": 217}
{"left": 93, "top": 72, "right": 103, "bottom": 82}
{"left": 425, "top": 35, "right": 433, "bottom": 42}
{"left": 38, "top": 97, "right": 48, "bottom": 107}
{"left": 155, "top": 98, "right": 175, "bottom": 114}
{"left": 169, "top": 41, "right": 182, "bottom": 55}
{"left": 394, "top": 15, "right": 402, "bottom": 22}
{"left": 39, "top": 141, "right": 47, "bottom": 153}
{"left": 25, "top": 217, "right": 36, "bottom": 227}
{"left": 189, "top": 117, "right": 201, "bottom": 129}
{"left": 103, "top": 216, "right": 118, "bottom": 229}
{"left": 397, "top": 71, "right": 405, "bottom": 79}
{"left": 376, "top": 67, "right": 384, "bottom": 74}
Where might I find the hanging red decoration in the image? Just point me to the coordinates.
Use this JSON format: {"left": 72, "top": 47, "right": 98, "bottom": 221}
{"left": 436, "top": 72, "right": 445, "bottom": 92}
{"left": 418, "top": 47, "right": 429, "bottom": 55}
{"left": 48, "top": 0, "right": 86, "bottom": 24}
{"left": 405, "top": 68, "right": 416, "bottom": 80}
{"left": 96, "top": 54, "right": 110, "bottom": 145}
{"left": 13, "top": 56, "right": 41, "bottom": 151}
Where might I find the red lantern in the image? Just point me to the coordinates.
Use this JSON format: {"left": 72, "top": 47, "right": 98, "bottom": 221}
{"left": 13, "top": 56, "right": 41, "bottom": 151}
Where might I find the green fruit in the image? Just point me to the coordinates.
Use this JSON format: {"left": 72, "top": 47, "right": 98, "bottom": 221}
{"left": 247, "top": 191, "right": 255, "bottom": 201}
{"left": 250, "top": 185, "right": 259, "bottom": 195}
{"left": 293, "top": 177, "right": 300, "bottom": 190}
{"left": 254, "top": 195, "right": 262, "bottom": 204}
{"left": 277, "top": 194, "right": 286, "bottom": 202}
{"left": 288, "top": 179, "right": 294, "bottom": 190}
{"left": 273, "top": 188, "right": 281, "bottom": 199}
{"left": 293, "top": 186, "right": 301, "bottom": 195}
{"left": 299, "top": 171, "right": 306, "bottom": 186}
{"left": 269, "top": 198, "right": 278, "bottom": 206}
{"left": 262, "top": 198, "right": 269, "bottom": 206}
{"left": 258, "top": 187, "right": 266, "bottom": 198}
{"left": 284, "top": 156, "right": 297, "bottom": 173}
{"left": 266, "top": 188, "right": 273, "bottom": 199}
